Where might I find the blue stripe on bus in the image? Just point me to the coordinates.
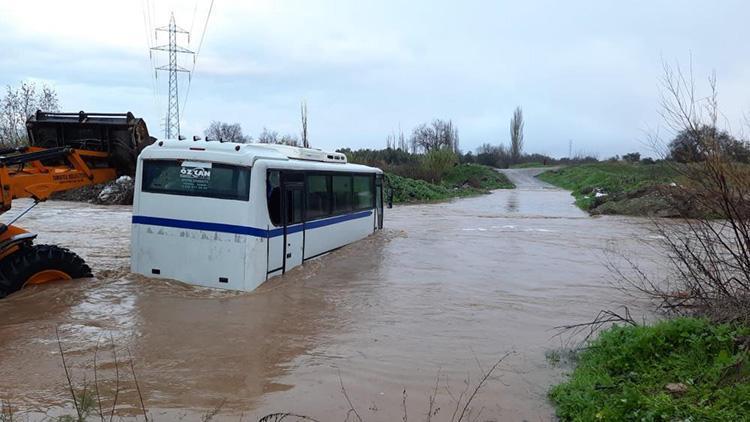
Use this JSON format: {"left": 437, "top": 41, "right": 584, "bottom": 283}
{"left": 305, "top": 210, "right": 373, "bottom": 229}
{"left": 131, "top": 210, "right": 373, "bottom": 238}
{"left": 131, "top": 215, "right": 270, "bottom": 237}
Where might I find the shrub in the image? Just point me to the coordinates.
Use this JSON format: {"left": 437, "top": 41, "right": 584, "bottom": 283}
{"left": 550, "top": 318, "right": 750, "bottom": 421}
{"left": 384, "top": 173, "right": 453, "bottom": 203}
{"left": 622, "top": 152, "right": 641, "bottom": 163}
{"left": 621, "top": 64, "right": 750, "bottom": 324}
{"left": 420, "top": 148, "right": 458, "bottom": 183}
{"left": 442, "top": 163, "right": 514, "bottom": 189}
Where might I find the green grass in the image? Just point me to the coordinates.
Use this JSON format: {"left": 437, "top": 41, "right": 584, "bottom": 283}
{"left": 386, "top": 173, "right": 458, "bottom": 203}
{"left": 538, "top": 162, "right": 678, "bottom": 210}
{"left": 442, "top": 163, "right": 514, "bottom": 190}
{"left": 550, "top": 318, "right": 750, "bottom": 421}
{"left": 510, "top": 161, "right": 553, "bottom": 169}
{"left": 386, "top": 164, "right": 513, "bottom": 204}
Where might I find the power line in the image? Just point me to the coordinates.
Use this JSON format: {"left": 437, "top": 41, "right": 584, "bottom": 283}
{"left": 181, "top": 0, "right": 215, "bottom": 121}
{"left": 141, "top": 0, "right": 159, "bottom": 115}
{"left": 151, "top": 12, "right": 194, "bottom": 139}
{"left": 145, "top": 0, "right": 152, "bottom": 36}
{"left": 150, "top": 0, "right": 156, "bottom": 35}
{"left": 189, "top": 0, "right": 199, "bottom": 35}
{"left": 196, "top": 0, "right": 215, "bottom": 55}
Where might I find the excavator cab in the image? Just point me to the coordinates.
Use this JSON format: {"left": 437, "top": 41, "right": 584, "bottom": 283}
{"left": 0, "top": 110, "right": 153, "bottom": 298}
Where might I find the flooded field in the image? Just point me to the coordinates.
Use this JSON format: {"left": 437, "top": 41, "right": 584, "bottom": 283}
{"left": 0, "top": 169, "right": 663, "bottom": 420}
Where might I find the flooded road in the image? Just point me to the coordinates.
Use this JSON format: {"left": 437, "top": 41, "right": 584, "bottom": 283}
{"left": 0, "top": 169, "right": 662, "bottom": 420}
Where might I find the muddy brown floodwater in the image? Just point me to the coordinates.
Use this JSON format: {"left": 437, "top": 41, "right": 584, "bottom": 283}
{"left": 0, "top": 169, "right": 664, "bottom": 421}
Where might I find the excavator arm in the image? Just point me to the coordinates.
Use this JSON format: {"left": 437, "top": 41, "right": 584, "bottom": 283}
{"left": 0, "top": 110, "right": 153, "bottom": 298}
{"left": 0, "top": 146, "right": 117, "bottom": 212}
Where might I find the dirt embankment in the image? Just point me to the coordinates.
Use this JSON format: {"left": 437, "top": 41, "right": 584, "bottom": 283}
{"left": 588, "top": 185, "right": 707, "bottom": 218}
{"left": 51, "top": 175, "right": 134, "bottom": 205}
{"left": 536, "top": 163, "right": 710, "bottom": 218}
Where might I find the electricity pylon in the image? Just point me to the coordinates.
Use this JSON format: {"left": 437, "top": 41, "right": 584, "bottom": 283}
{"left": 151, "top": 13, "right": 194, "bottom": 139}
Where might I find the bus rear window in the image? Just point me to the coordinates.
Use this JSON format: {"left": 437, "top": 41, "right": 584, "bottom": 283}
{"left": 142, "top": 160, "right": 250, "bottom": 201}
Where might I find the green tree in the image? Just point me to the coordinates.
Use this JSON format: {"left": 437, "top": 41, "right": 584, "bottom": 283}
{"left": 510, "top": 106, "right": 524, "bottom": 164}
{"left": 668, "top": 125, "right": 750, "bottom": 163}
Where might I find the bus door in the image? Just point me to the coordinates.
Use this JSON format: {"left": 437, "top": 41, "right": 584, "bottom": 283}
{"left": 375, "top": 174, "right": 384, "bottom": 229}
{"left": 282, "top": 173, "right": 304, "bottom": 272}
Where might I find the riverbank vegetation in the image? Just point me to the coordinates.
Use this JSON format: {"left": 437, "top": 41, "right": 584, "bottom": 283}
{"left": 340, "top": 112, "right": 597, "bottom": 204}
{"left": 539, "top": 127, "right": 750, "bottom": 217}
{"left": 550, "top": 62, "right": 750, "bottom": 420}
{"left": 341, "top": 146, "right": 514, "bottom": 203}
{"left": 550, "top": 318, "right": 750, "bottom": 420}
{"left": 538, "top": 161, "right": 683, "bottom": 216}
{"left": 510, "top": 161, "right": 556, "bottom": 169}
{"left": 384, "top": 164, "right": 513, "bottom": 203}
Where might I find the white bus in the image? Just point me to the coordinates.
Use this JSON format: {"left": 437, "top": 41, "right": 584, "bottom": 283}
{"left": 130, "top": 140, "right": 384, "bottom": 292}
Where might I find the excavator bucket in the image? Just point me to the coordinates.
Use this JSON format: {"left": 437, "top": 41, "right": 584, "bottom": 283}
{"left": 25, "top": 110, "right": 155, "bottom": 176}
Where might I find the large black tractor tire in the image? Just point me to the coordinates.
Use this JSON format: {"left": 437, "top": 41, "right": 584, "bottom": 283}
{"left": 110, "top": 133, "right": 138, "bottom": 176}
{"left": 0, "top": 244, "right": 92, "bottom": 299}
{"left": 110, "top": 121, "right": 155, "bottom": 176}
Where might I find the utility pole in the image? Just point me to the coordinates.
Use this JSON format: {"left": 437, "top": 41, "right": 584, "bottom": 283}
{"left": 151, "top": 13, "right": 194, "bottom": 139}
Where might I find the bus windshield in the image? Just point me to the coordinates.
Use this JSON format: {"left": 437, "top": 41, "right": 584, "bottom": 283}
{"left": 142, "top": 159, "right": 251, "bottom": 201}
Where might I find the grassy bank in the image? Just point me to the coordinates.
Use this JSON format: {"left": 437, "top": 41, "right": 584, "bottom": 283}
{"left": 387, "top": 163, "right": 513, "bottom": 203}
{"left": 538, "top": 162, "right": 681, "bottom": 216}
{"left": 550, "top": 318, "right": 750, "bottom": 421}
{"left": 510, "top": 161, "right": 555, "bottom": 169}
{"left": 442, "top": 163, "right": 514, "bottom": 189}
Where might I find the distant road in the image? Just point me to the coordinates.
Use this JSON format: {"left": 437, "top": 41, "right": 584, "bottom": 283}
{"left": 498, "top": 167, "right": 560, "bottom": 190}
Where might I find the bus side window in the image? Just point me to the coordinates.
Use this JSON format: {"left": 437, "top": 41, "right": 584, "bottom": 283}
{"left": 353, "top": 174, "right": 374, "bottom": 210}
{"left": 267, "top": 170, "right": 282, "bottom": 226}
{"left": 286, "top": 189, "right": 303, "bottom": 224}
{"left": 306, "top": 174, "right": 332, "bottom": 220}
{"left": 332, "top": 175, "right": 353, "bottom": 213}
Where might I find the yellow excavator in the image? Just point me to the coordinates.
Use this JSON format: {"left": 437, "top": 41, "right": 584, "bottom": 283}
{"left": 0, "top": 110, "right": 152, "bottom": 298}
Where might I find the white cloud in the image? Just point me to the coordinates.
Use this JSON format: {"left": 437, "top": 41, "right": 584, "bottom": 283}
{"left": 1, "top": 0, "right": 749, "bottom": 156}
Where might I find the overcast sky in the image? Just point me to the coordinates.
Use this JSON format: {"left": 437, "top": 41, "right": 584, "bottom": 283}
{"left": 1, "top": 1, "right": 748, "bottom": 157}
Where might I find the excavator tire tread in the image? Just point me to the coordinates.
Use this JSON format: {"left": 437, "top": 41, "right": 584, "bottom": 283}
{"left": 0, "top": 244, "right": 92, "bottom": 298}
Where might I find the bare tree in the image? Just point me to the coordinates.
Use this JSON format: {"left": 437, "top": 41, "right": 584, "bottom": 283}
{"left": 257, "top": 127, "right": 279, "bottom": 144}
{"left": 1, "top": 81, "right": 60, "bottom": 146}
{"left": 615, "top": 61, "right": 750, "bottom": 324}
{"left": 386, "top": 131, "right": 395, "bottom": 149}
{"left": 477, "top": 143, "right": 495, "bottom": 155}
{"left": 300, "top": 101, "right": 309, "bottom": 148}
{"left": 410, "top": 119, "right": 459, "bottom": 153}
{"left": 38, "top": 85, "right": 59, "bottom": 113}
{"left": 257, "top": 128, "right": 299, "bottom": 146}
{"left": 279, "top": 134, "right": 299, "bottom": 146}
{"left": 476, "top": 142, "right": 511, "bottom": 168}
{"left": 204, "top": 121, "right": 247, "bottom": 143}
{"left": 510, "top": 106, "right": 524, "bottom": 164}
{"left": 0, "top": 87, "right": 21, "bottom": 145}
{"left": 398, "top": 125, "right": 408, "bottom": 151}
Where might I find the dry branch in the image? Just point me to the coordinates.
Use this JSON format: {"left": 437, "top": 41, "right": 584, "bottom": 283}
{"left": 56, "top": 326, "right": 82, "bottom": 420}
{"left": 553, "top": 307, "right": 638, "bottom": 347}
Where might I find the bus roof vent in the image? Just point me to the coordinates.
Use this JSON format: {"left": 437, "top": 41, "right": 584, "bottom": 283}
{"left": 250, "top": 143, "right": 348, "bottom": 164}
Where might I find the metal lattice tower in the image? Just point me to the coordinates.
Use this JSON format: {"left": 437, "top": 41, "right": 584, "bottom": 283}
{"left": 151, "top": 13, "right": 194, "bottom": 139}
